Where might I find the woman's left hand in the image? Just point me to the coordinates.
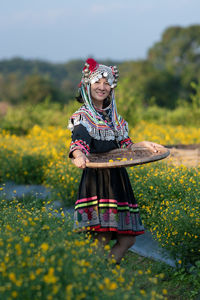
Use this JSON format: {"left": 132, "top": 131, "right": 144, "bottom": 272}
{"left": 131, "top": 141, "right": 164, "bottom": 153}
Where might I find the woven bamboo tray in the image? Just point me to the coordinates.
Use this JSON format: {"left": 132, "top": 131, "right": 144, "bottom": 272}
{"left": 86, "top": 146, "right": 170, "bottom": 168}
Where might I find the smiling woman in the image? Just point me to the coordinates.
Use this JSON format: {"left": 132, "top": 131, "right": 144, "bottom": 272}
{"left": 68, "top": 58, "right": 162, "bottom": 264}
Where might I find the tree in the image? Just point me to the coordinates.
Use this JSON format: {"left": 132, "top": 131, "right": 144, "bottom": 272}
{"left": 148, "top": 25, "right": 200, "bottom": 73}
{"left": 22, "top": 75, "right": 64, "bottom": 104}
{"left": 148, "top": 25, "right": 200, "bottom": 101}
{"left": 119, "top": 60, "right": 180, "bottom": 109}
{"left": 0, "top": 72, "right": 23, "bottom": 104}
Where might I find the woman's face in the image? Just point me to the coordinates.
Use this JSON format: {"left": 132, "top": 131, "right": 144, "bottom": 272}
{"left": 90, "top": 77, "right": 111, "bottom": 108}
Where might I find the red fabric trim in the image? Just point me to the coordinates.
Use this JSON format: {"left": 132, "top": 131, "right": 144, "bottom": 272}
{"left": 94, "top": 227, "right": 117, "bottom": 232}
{"left": 76, "top": 226, "right": 145, "bottom": 236}
{"left": 117, "top": 230, "right": 145, "bottom": 236}
{"left": 95, "top": 229, "right": 145, "bottom": 235}
{"left": 120, "top": 137, "right": 133, "bottom": 149}
{"left": 76, "top": 225, "right": 101, "bottom": 232}
{"left": 70, "top": 140, "right": 90, "bottom": 151}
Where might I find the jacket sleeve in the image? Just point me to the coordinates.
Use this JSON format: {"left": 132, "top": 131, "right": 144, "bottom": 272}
{"left": 119, "top": 137, "right": 133, "bottom": 149}
{"left": 119, "top": 118, "right": 133, "bottom": 148}
{"left": 69, "top": 123, "right": 92, "bottom": 158}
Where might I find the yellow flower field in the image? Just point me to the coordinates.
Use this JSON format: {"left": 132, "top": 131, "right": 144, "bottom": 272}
{"left": 128, "top": 163, "right": 200, "bottom": 265}
{"left": 0, "top": 122, "right": 200, "bottom": 298}
{"left": 0, "top": 198, "right": 168, "bottom": 300}
{"left": 0, "top": 122, "right": 200, "bottom": 264}
{"left": 130, "top": 121, "right": 200, "bottom": 144}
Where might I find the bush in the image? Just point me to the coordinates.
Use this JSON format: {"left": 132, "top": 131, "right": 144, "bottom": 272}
{"left": 140, "top": 105, "right": 200, "bottom": 127}
{"left": 0, "top": 147, "right": 48, "bottom": 184}
{"left": 0, "top": 100, "right": 80, "bottom": 135}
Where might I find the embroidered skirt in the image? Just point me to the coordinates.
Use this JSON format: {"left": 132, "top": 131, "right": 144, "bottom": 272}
{"left": 74, "top": 167, "right": 145, "bottom": 237}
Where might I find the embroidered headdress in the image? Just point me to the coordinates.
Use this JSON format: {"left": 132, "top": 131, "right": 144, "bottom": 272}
{"left": 81, "top": 58, "right": 119, "bottom": 88}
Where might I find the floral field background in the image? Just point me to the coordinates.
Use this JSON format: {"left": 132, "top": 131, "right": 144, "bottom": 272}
{"left": 0, "top": 111, "right": 200, "bottom": 299}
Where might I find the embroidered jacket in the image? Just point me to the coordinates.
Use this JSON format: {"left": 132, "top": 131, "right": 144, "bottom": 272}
{"left": 68, "top": 105, "right": 133, "bottom": 157}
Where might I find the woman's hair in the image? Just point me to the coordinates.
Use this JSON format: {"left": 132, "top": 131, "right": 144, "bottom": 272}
{"left": 76, "top": 92, "right": 111, "bottom": 108}
{"left": 75, "top": 92, "right": 84, "bottom": 103}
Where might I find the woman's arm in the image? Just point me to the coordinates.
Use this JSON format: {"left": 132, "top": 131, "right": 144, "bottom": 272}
{"left": 68, "top": 122, "right": 92, "bottom": 169}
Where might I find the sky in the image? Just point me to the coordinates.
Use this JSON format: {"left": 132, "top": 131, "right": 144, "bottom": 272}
{"left": 1, "top": 0, "right": 200, "bottom": 63}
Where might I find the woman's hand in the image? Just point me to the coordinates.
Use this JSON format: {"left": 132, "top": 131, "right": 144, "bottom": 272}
{"left": 72, "top": 150, "right": 89, "bottom": 169}
{"left": 131, "top": 141, "right": 164, "bottom": 153}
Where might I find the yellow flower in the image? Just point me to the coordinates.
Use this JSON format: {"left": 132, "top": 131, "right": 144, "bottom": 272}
{"left": 40, "top": 256, "right": 45, "bottom": 263}
{"left": 11, "top": 291, "right": 18, "bottom": 298}
{"left": 41, "top": 243, "right": 49, "bottom": 252}
{"left": 23, "top": 236, "right": 30, "bottom": 243}
{"left": 15, "top": 244, "right": 22, "bottom": 255}
{"left": 9, "top": 272, "right": 16, "bottom": 282}
{"left": 117, "top": 276, "right": 125, "bottom": 283}
{"left": 66, "top": 284, "right": 73, "bottom": 299}
{"left": 0, "top": 262, "right": 6, "bottom": 273}
{"left": 6, "top": 224, "right": 12, "bottom": 231}
{"left": 98, "top": 284, "right": 104, "bottom": 290}
{"left": 104, "top": 244, "right": 110, "bottom": 251}
{"left": 36, "top": 268, "right": 43, "bottom": 275}
{"left": 42, "top": 225, "right": 50, "bottom": 230}
{"left": 30, "top": 272, "right": 36, "bottom": 280}
{"left": 43, "top": 268, "right": 57, "bottom": 284}
{"left": 52, "top": 285, "right": 59, "bottom": 294}
{"left": 148, "top": 277, "right": 158, "bottom": 284}
{"left": 162, "top": 289, "right": 168, "bottom": 295}
{"left": 140, "top": 289, "right": 146, "bottom": 295}
{"left": 109, "top": 282, "right": 117, "bottom": 290}
{"left": 104, "top": 278, "right": 110, "bottom": 285}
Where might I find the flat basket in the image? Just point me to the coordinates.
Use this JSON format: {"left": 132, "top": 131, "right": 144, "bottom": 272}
{"left": 86, "top": 146, "right": 170, "bottom": 168}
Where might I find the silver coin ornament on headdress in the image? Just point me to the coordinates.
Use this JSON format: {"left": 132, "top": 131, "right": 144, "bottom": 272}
{"left": 81, "top": 58, "right": 119, "bottom": 88}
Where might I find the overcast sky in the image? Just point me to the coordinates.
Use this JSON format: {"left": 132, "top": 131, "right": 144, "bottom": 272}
{"left": 1, "top": 0, "right": 200, "bottom": 63}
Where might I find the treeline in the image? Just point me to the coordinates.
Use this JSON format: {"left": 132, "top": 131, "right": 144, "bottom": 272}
{"left": 0, "top": 58, "right": 120, "bottom": 105}
{"left": 0, "top": 25, "right": 200, "bottom": 111}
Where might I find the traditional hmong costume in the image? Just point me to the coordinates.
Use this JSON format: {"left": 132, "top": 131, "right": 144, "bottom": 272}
{"left": 68, "top": 59, "right": 144, "bottom": 238}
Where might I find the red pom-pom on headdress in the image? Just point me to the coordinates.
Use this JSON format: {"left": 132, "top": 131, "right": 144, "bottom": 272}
{"left": 83, "top": 58, "right": 99, "bottom": 72}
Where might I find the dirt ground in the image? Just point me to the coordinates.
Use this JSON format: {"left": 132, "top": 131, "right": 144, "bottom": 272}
{"left": 0, "top": 102, "right": 10, "bottom": 117}
{"left": 165, "top": 144, "right": 200, "bottom": 168}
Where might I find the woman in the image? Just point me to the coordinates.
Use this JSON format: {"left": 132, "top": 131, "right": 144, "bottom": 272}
{"left": 68, "top": 58, "right": 161, "bottom": 264}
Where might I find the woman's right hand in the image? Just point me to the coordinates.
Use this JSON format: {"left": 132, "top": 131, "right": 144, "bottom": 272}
{"left": 73, "top": 155, "right": 89, "bottom": 169}
{"left": 72, "top": 150, "right": 89, "bottom": 169}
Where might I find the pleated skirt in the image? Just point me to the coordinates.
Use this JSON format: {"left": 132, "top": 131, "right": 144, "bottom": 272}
{"left": 74, "top": 167, "right": 145, "bottom": 237}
